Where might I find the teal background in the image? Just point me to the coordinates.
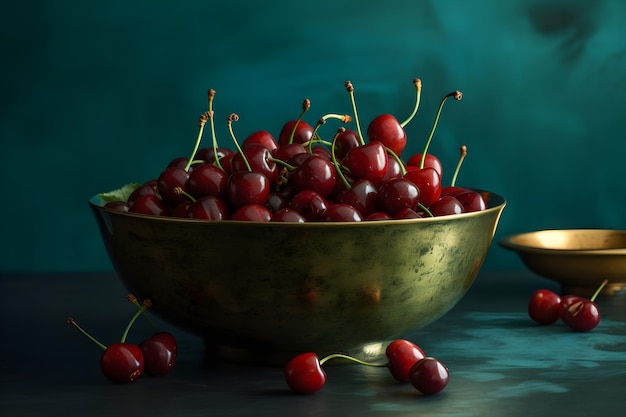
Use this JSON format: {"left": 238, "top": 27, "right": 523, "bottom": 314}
{"left": 1, "top": 0, "right": 625, "bottom": 272}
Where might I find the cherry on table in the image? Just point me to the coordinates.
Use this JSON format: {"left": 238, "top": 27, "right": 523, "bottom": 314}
{"left": 528, "top": 289, "right": 561, "bottom": 325}
{"left": 140, "top": 331, "right": 177, "bottom": 377}
{"left": 284, "top": 352, "right": 327, "bottom": 394}
{"left": 560, "top": 279, "right": 608, "bottom": 332}
{"left": 409, "top": 357, "right": 450, "bottom": 395}
{"left": 385, "top": 339, "right": 426, "bottom": 383}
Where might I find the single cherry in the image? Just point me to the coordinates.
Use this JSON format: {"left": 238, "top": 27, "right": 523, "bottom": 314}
{"left": 528, "top": 289, "right": 561, "bottom": 325}
{"left": 409, "top": 357, "right": 450, "bottom": 395}
{"left": 561, "top": 279, "right": 608, "bottom": 332}
{"left": 377, "top": 177, "right": 420, "bottom": 216}
{"left": 385, "top": 339, "right": 426, "bottom": 383}
{"left": 284, "top": 352, "right": 327, "bottom": 394}
{"left": 230, "top": 204, "right": 273, "bottom": 222}
{"left": 139, "top": 332, "right": 177, "bottom": 377}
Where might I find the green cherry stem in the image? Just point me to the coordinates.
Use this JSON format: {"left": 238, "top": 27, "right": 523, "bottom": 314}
{"left": 66, "top": 317, "right": 107, "bottom": 350}
{"left": 183, "top": 111, "right": 210, "bottom": 172}
{"left": 331, "top": 127, "right": 352, "bottom": 190}
{"left": 385, "top": 147, "right": 407, "bottom": 176}
{"left": 127, "top": 294, "right": 158, "bottom": 332}
{"left": 227, "top": 113, "right": 252, "bottom": 172}
{"left": 418, "top": 202, "right": 434, "bottom": 217}
{"left": 345, "top": 81, "right": 366, "bottom": 145}
{"left": 308, "top": 113, "right": 352, "bottom": 153}
{"left": 400, "top": 78, "right": 422, "bottom": 128}
{"left": 590, "top": 279, "right": 609, "bottom": 302}
{"left": 120, "top": 299, "right": 151, "bottom": 343}
{"left": 174, "top": 186, "right": 197, "bottom": 203}
{"left": 319, "top": 353, "right": 389, "bottom": 367}
{"left": 449, "top": 145, "right": 468, "bottom": 187}
{"left": 206, "top": 89, "right": 224, "bottom": 172}
{"left": 419, "top": 90, "right": 463, "bottom": 169}
{"left": 289, "top": 99, "right": 311, "bottom": 145}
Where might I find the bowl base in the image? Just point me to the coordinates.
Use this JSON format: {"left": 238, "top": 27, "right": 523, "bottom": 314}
{"left": 203, "top": 338, "right": 390, "bottom": 367}
{"left": 561, "top": 282, "right": 626, "bottom": 298}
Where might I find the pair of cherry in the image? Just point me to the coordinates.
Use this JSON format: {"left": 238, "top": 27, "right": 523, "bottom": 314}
{"left": 284, "top": 339, "right": 449, "bottom": 396}
{"left": 67, "top": 295, "right": 177, "bottom": 383}
{"left": 528, "top": 279, "right": 608, "bottom": 331}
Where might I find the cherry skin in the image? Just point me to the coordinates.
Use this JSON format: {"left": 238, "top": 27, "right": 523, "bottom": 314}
{"left": 231, "top": 144, "right": 279, "bottom": 184}
{"left": 454, "top": 190, "right": 487, "bottom": 212}
{"left": 378, "top": 178, "right": 420, "bottom": 217}
{"left": 385, "top": 339, "right": 426, "bottom": 383}
{"left": 104, "top": 201, "right": 130, "bottom": 212}
{"left": 243, "top": 130, "right": 278, "bottom": 153}
{"left": 157, "top": 166, "right": 190, "bottom": 206}
{"left": 127, "top": 180, "right": 159, "bottom": 207}
{"left": 278, "top": 120, "right": 314, "bottom": 146}
{"left": 271, "top": 208, "right": 306, "bottom": 223}
{"left": 100, "top": 342, "right": 144, "bottom": 384}
{"left": 373, "top": 154, "right": 403, "bottom": 188}
{"left": 406, "top": 153, "right": 443, "bottom": 177}
{"left": 333, "top": 128, "right": 361, "bottom": 159}
{"left": 129, "top": 194, "right": 170, "bottom": 217}
{"left": 230, "top": 204, "right": 273, "bottom": 222}
{"left": 284, "top": 352, "right": 327, "bottom": 394}
{"left": 528, "top": 289, "right": 562, "bottom": 325}
{"left": 289, "top": 190, "right": 329, "bottom": 221}
{"left": 273, "top": 143, "right": 308, "bottom": 163}
{"left": 404, "top": 167, "right": 441, "bottom": 208}
{"left": 365, "top": 211, "right": 393, "bottom": 221}
{"left": 187, "top": 196, "right": 230, "bottom": 220}
{"left": 409, "top": 357, "right": 449, "bottom": 395}
{"left": 336, "top": 178, "right": 379, "bottom": 217}
{"left": 187, "top": 163, "right": 228, "bottom": 199}
{"left": 394, "top": 207, "right": 424, "bottom": 219}
{"left": 320, "top": 203, "right": 363, "bottom": 222}
{"left": 428, "top": 196, "right": 464, "bottom": 216}
{"left": 561, "top": 299, "right": 601, "bottom": 332}
{"left": 140, "top": 332, "right": 177, "bottom": 377}
{"left": 226, "top": 171, "right": 270, "bottom": 210}
{"left": 289, "top": 155, "right": 337, "bottom": 198}
{"left": 366, "top": 114, "right": 407, "bottom": 156}
{"left": 559, "top": 294, "right": 583, "bottom": 319}
{"left": 342, "top": 141, "right": 388, "bottom": 183}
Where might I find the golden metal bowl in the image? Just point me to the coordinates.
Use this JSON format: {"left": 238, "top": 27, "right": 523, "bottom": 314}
{"left": 499, "top": 229, "right": 626, "bottom": 297}
{"left": 90, "top": 191, "right": 505, "bottom": 364}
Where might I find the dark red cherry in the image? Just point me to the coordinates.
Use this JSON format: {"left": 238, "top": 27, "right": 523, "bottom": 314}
{"left": 104, "top": 201, "right": 130, "bottom": 212}
{"left": 243, "top": 130, "right": 278, "bottom": 152}
{"left": 342, "top": 141, "right": 388, "bottom": 183}
{"left": 409, "top": 357, "right": 449, "bottom": 395}
{"left": 187, "top": 163, "right": 228, "bottom": 198}
{"left": 289, "top": 190, "right": 329, "bottom": 221}
{"left": 157, "top": 166, "right": 190, "bottom": 206}
{"left": 273, "top": 143, "right": 308, "bottom": 163}
{"left": 284, "top": 352, "right": 327, "bottom": 394}
{"left": 140, "top": 332, "right": 177, "bottom": 377}
{"left": 560, "top": 280, "right": 607, "bottom": 332}
{"left": 366, "top": 114, "right": 407, "bottom": 156}
{"left": 406, "top": 153, "right": 443, "bottom": 177}
{"left": 386, "top": 339, "right": 426, "bottom": 383}
{"left": 171, "top": 200, "right": 192, "bottom": 218}
{"left": 100, "top": 343, "right": 144, "bottom": 384}
{"left": 231, "top": 144, "right": 279, "bottom": 184}
{"left": 230, "top": 204, "right": 273, "bottom": 222}
{"left": 278, "top": 120, "right": 314, "bottom": 146}
{"left": 127, "top": 180, "right": 159, "bottom": 207}
{"left": 271, "top": 208, "right": 306, "bottom": 222}
{"left": 333, "top": 128, "right": 361, "bottom": 159}
{"left": 378, "top": 178, "right": 420, "bottom": 216}
{"left": 129, "top": 194, "right": 170, "bottom": 217}
{"left": 365, "top": 211, "right": 393, "bottom": 221}
{"left": 373, "top": 154, "right": 403, "bottom": 188}
{"left": 226, "top": 171, "right": 270, "bottom": 210}
{"left": 320, "top": 203, "right": 363, "bottom": 222}
{"left": 289, "top": 155, "right": 337, "bottom": 198}
{"left": 187, "top": 196, "right": 229, "bottom": 220}
{"left": 394, "top": 208, "right": 424, "bottom": 219}
{"left": 454, "top": 191, "right": 487, "bottom": 212}
{"left": 403, "top": 167, "right": 442, "bottom": 207}
{"left": 336, "top": 178, "right": 379, "bottom": 217}
{"left": 528, "top": 289, "right": 562, "bottom": 325}
{"left": 428, "top": 196, "right": 463, "bottom": 216}
{"left": 197, "top": 147, "right": 234, "bottom": 164}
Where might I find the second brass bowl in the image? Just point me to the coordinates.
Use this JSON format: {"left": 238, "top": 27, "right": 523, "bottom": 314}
{"left": 500, "top": 229, "right": 626, "bottom": 297}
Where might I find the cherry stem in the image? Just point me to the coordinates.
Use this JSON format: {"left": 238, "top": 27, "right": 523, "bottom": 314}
{"left": 419, "top": 90, "right": 463, "bottom": 169}
{"left": 384, "top": 147, "right": 407, "bottom": 176}
{"left": 206, "top": 89, "right": 224, "bottom": 172}
{"left": 330, "top": 127, "right": 352, "bottom": 189}
{"left": 418, "top": 202, "right": 434, "bottom": 217}
{"left": 308, "top": 114, "right": 352, "bottom": 153}
{"left": 450, "top": 145, "right": 468, "bottom": 187}
{"left": 227, "top": 113, "right": 251, "bottom": 172}
{"left": 400, "top": 78, "right": 422, "bottom": 128}
{"left": 120, "top": 300, "right": 151, "bottom": 343}
{"left": 288, "top": 99, "right": 311, "bottom": 145}
{"left": 183, "top": 112, "right": 210, "bottom": 172}
{"left": 67, "top": 317, "right": 107, "bottom": 351}
{"left": 319, "top": 353, "right": 389, "bottom": 367}
{"left": 590, "top": 279, "right": 609, "bottom": 302}
{"left": 174, "top": 186, "right": 197, "bottom": 203}
{"left": 127, "top": 294, "right": 158, "bottom": 332}
{"left": 345, "top": 81, "right": 366, "bottom": 146}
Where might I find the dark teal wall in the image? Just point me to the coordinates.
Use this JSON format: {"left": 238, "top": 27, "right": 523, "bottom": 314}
{"left": 2, "top": 0, "right": 625, "bottom": 272}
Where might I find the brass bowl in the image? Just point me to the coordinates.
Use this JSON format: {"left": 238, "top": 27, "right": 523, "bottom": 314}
{"left": 90, "top": 191, "right": 505, "bottom": 364}
{"left": 500, "top": 229, "right": 626, "bottom": 297}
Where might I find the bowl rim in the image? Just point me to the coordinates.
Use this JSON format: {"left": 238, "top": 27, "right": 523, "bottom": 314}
{"left": 499, "top": 228, "right": 626, "bottom": 255}
{"left": 89, "top": 189, "right": 506, "bottom": 226}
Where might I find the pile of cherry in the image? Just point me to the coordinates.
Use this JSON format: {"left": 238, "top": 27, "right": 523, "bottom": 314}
{"left": 102, "top": 79, "right": 487, "bottom": 221}
{"left": 527, "top": 279, "right": 608, "bottom": 331}
{"left": 285, "top": 339, "right": 448, "bottom": 395}
{"left": 67, "top": 294, "right": 177, "bottom": 383}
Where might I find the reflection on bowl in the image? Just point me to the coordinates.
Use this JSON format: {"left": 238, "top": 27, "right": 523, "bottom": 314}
{"left": 500, "top": 229, "right": 626, "bottom": 297}
{"left": 90, "top": 191, "right": 505, "bottom": 364}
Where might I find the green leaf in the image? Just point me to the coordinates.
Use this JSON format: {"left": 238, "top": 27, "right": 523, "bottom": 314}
{"left": 97, "top": 183, "right": 142, "bottom": 204}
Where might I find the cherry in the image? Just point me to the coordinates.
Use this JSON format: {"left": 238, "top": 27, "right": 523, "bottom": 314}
{"left": 394, "top": 207, "right": 424, "bottom": 219}
{"left": 320, "top": 203, "right": 363, "bottom": 222}
{"left": 561, "top": 279, "right": 608, "bottom": 332}
{"left": 230, "top": 144, "right": 279, "bottom": 184}
{"left": 365, "top": 211, "right": 393, "bottom": 221}
{"left": 342, "top": 141, "right": 388, "bottom": 183}
{"left": 186, "top": 162, "right": 228, "bottom": 199}
{"left": 333, "top": 127, "right": 361, "bottom": 159}
{"left": 127, "top": 180, "right": 159, "bottom": 207}
{"left": 278, "top": 99, "right": 314, "bottom": 146}
{"left": 366, "top": 114, "right": 407, "bottom": 157}
{"left": 378, "top": 177, "right": 420, "bottom": 216}
{"left": 454, "top": 191, "right": 487, "bottom": 213}
{"left": 188, "top": 195, "right": 230, "bottom": 220}
{"left": 289, "top": 155, "right": 337, "bottom": 198}
{"left": 406, "top": 153, "right": 443, "bottom": 177}
{"left": 289, "top": 190, "right": 329, "bottom": 221}
{"left": 271, "top": 208, "right": 306, "bottom": 223}
{"left": 243, "top": 130, "right": 278, "bottom": 152}
{"left": 157, "top": 166, "right": 191, "bottom": 206}
{"left": 428, "top": 195, "right": 464, "bottom": 216}
{"left": 230, "top": 204, "right": 273, "bottom": 222}
{"left": 409, "top": 357, "right": 450, "bottom": 395}
{"left": 336, "top": 178, "right": 379, "bottom": 217}
{"left": 385, "top": 339, "right": 426, "bottom": 383}
{"left": 403, "top": 166, "right": 441, "bottom": 208}
{"left": 284, "top": 352, "right": 327, "bottom": 394}
{"left": 139, "top": 332, "right": 177, "bottom": 377}
{"left": 104, "top": 201, "right": 130, "bottom": 212}
{"left": 528, "top": 289, "right": 561, "bottom": 325}
{"left": 129, "top": 194, "right": 169, "bottom": 217}
{"left": 273, "top": 142, "right": 308, "bottom": 163}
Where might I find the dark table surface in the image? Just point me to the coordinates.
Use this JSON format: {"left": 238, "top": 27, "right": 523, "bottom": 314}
{"left": 1, "top": 270, "right": 625, "bottom": 417}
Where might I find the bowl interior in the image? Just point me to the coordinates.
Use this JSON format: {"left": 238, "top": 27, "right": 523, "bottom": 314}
{"left": 501, "top": 229, "right": 626, "bottom": 252}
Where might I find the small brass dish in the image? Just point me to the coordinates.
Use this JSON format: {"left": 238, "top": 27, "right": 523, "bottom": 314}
{"left": 90, "top": 191, "right": 505, "bottom": 364}
{"left": 500, "top": 229, "right": 626, "bottom": 297}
